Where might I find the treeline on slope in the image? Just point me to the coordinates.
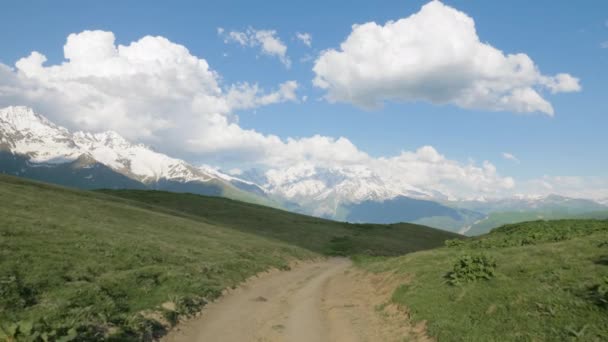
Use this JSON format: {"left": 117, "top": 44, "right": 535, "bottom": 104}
{"left": 0, "top": 175, "right": 457, "bottom": 341}
{"left": 357, "top": 219, "right": 608, "bottom": 341}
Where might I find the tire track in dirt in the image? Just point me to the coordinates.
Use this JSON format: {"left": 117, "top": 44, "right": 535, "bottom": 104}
{"left": 163, "top": 258, "right": 429, "bottom": 342}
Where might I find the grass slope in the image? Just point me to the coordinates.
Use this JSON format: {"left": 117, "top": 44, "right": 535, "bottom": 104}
{"left": 357, "top": 219, "right": 608, "bottom": 341}
{"left": 97, "top": 189, "right": 461, "bottom": 256}
{"left": 0, "top": 175, "right": 457, "bottom": 341}
{"left": 0, "top": 175, "right": 315, "bottom": 340}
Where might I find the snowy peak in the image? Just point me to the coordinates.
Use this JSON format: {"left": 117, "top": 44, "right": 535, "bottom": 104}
{"left": 262, "top": 164, "right": 431, "bottom": 203}
{"left": 0, "top": 106, "right": 60, "bottom": 131}
{"left": 0, "top": 106, "right": 79, "bottom": 162}
{"left": 73, "top": 131, "right": 133, "bottom": 150}
{"left": 0, "top": 106, "right": 243, "bottom": 187}
{"left": 253, "top": 164, "right": 435, "bottom": 217}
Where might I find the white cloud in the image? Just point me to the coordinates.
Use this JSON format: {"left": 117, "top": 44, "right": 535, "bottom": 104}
{"left": 0, "top": 29, "right": 594, "bottom": 202}
{"left": 541, "top": 73, "right": 582, "bottom": 93}
{"left": 0, "top": 30, "right": 298, "bottom": 155}
{"left": 519, "top": 176, "right": 608, "bottom": 201}
{"left": 295, "top": 32, "right": 312, "bottom": 47}
{"left": 313, "top": 1, "right": 580, "bottom": 115}
{"left": 220, "top": 27, "right": 291, "bottom": 67}
{"left": 601, "top": 41, "right": 608, "bottom": 49}
{"left": 226, "top": 81, "right": 299, "bottom": 110}
{"left": 502, "top": 152, "right": 520, "bottom": 163}
{"left": 373, "top": 147, "right": 515, "bottom": 199}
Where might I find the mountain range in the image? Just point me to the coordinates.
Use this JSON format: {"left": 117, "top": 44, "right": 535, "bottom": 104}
{"left": 1, "top": 106, "right": 606, "bottom": 234}
{"left": 0, "top": 106, "right": 271, "bottom": 205}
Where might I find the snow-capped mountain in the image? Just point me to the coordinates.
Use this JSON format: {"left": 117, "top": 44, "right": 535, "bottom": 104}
{"left": 239, "top": 165, "right": 608, "bottom": 232}
{"left": 0, "top": 106, "right": 265, "bottom": 199}
{"left": 2, "top": 106, "right": 605, "bottom": 234}
{"left": 234, "top": 165, "right": 483, "bottom": 232}
{"left": 248, "top": 164, "right": 435, "bottom": 217}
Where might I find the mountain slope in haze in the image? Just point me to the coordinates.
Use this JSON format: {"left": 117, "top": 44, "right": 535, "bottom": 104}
{"left": 0, "top": 106, "right": 270, "bottom": 205}
{"left": 357, "top": 219, "right": 608, "bottom": 341}
{"left": 0, "top": 174, "right": 458, "bottom": 340}
{"left": 452, "top": 194, "right": 607, "bottom": 214}
{"left": 0, "top": 151, "right": 147, "bottom": 190}
{"left": 464, "top": 210, "right": 608, "bottom": 236}
{"left": 454, "top": 195, "right": 608, "bottom": 235}
{"left": 345, "top": 196, "right": 485, "bottom": 232}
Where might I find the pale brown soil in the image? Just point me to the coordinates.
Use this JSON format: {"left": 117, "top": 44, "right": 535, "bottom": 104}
{"left": 163, "top": 258, "right": 430, "bottom": 342}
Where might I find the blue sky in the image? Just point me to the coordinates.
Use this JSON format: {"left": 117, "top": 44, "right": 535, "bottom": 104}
{"left": 1, "top": 0, "right": 607, "bottom": 198}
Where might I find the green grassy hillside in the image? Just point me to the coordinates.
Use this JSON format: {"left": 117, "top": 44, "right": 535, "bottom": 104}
{"left": 357, "top": 219, "right": 608, "bottom": 341}
{"left": 0, "top": 175, "right": 457, "bottom": 341}
{"left": 97, "top": 189, "right": 460, "bottom": 256}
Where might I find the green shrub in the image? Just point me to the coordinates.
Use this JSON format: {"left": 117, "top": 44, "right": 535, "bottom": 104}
{"left": 326, "top": 236, "right": 354, "bottom": 256}
{"left": 0, "top": 320, "right": 77, "bottom": 342}
{"left": 447, "top": 254, "right": 496, "bottom": 286}
{"left": 589, "top": 276, "right": 608, "bottom": 309}
{"left": 0, "top": 272, "right": 38, "bottom": 312}
{"left": 174, "top": 296, "right": 207, "bottom": 317}
{"left": 161, "top": 309, "right": 179, "bottom": 327}
{"left": 122, "top": 314, "right": 166, "bottom": 341}
{"left": 445, "top": 239, "right": 465, "bottom": 247}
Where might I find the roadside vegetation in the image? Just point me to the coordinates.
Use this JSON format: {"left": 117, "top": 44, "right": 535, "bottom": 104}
{"left": 0, "top": 175, "right": 457, "bottom": 341}
{"left": 357, "top": 219, "right": 608, "bottom": 341}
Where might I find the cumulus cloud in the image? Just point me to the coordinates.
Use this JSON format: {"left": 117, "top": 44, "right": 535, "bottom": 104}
{"left": 0, "top": 30, "right": 299, "bottom": 153}
{"left": 295, "top": 32, "right": 312, "bottom": 47}
{"left": 502, "top": 152, "right": 520, "bottom": 163}
{"left": 373, "top": 146, "right": 515, "bottom": 199}
{"left": 313, "top": 1, "right": 580, "bottom": 115}
{"left": 518, "top": 176, "right": 608, "bottom": 201}
{"left": 226, "top": 81, "right": 299, "bottom": 110}
{"left": 219, "top": 27, "right": 291, "bottom": 67}
{"left": 0, "top": 29, "right": 538, "bottom": 200}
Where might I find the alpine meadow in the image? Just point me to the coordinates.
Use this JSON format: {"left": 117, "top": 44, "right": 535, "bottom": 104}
{"left": 1, "top": 1, "right": 607, "bottom": 341}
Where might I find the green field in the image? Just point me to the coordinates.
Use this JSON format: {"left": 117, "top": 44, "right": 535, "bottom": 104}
{"left": 0, "top": 175, "right": 457, "bottom": 341}
{"left": 357, "top": 219, "right": 608, "bottom": 341}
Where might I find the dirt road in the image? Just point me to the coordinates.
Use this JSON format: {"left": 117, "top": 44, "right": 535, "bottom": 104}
{"left": 164, "top": 258, "right": 427, "bottom": 342}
